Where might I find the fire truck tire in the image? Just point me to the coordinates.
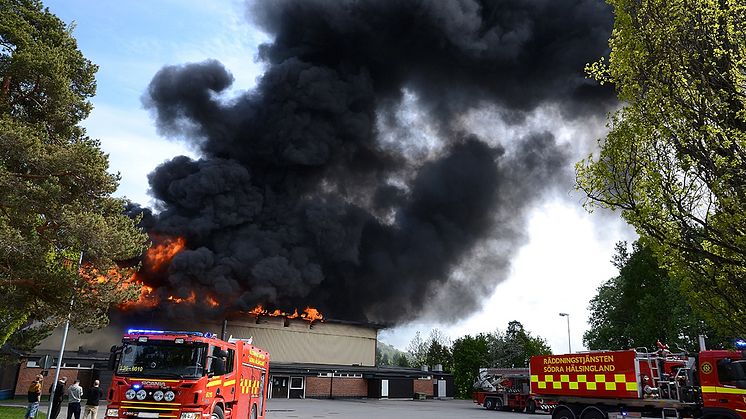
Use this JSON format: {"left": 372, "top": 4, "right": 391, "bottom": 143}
{"left": 579, "top": 406, "right": 607, "bottom": 419}
{"left": 526, "top": 400, "right": 536, "bottom": 414}
{"left": 552, "top": 407, "right": 576, "bottom": 419}
{"left": 483, "top": 398, "right": 496, "bottom": 410}
{"left": 495, "top": 397, "right": 504, "bottom": 410}
{"left": 211, "top": 405, "right": 224, "bottom": 419}
{"left": 249, "top": 405, "right": 257, "bottom": 419}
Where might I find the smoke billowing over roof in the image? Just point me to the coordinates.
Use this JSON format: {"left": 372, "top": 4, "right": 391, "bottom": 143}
{"left": 131, "top": 0, "right": 614, "bottom": 324}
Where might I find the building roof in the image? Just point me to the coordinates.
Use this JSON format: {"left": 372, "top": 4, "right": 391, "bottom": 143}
{"left": 270, "top": 362, "right": 452, "bottom": 379}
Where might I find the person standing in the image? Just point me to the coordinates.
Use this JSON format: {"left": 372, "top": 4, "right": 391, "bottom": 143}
{"left": 67, "top": 379, "right": 83, "bottom": 419}
{"left": 83, "top": 380, "right": 103, "bottom": 419}
{"left": 49, "top": 377, "right": 67, "bottom": 419}
{"left": 25, "top": 374, "right": 44, "bottom": 419}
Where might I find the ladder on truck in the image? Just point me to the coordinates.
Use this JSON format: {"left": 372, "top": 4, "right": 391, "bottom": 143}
{"left": 636, "top": 347, "right": 662, "bottom": 383}
{"left": 635, "top": 348, "right": 693, "bottom": 402}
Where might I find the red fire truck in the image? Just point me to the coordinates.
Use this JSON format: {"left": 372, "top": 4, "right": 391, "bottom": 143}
{"left": 530, "top": 347, "right": 746, "bottom": 419}
{"left": 105, "top": 329, "right": 270, "bottom": 419}
{"left": 473, "top": 368, "right": 554, "bottom": 413}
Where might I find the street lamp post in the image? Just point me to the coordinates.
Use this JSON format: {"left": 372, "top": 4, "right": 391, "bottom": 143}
{"left": 47, "top": 251, "right": 83, "bottom": 419}
{"left": 559, "top": 313, "right": 571, "bottom": 353}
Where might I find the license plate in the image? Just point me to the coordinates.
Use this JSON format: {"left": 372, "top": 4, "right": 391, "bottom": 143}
{"left": 138, "top": 413, "right": 159, "bottom": 418}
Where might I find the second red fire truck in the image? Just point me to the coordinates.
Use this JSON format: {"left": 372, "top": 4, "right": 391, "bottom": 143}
{"left": 474, "top": 343, "right": 746, "bottom": 418}
{"left": 105, "top": 329, "right": 270, "bottom": 419}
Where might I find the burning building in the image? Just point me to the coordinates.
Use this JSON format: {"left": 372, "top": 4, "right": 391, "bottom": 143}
{"left": 8, "top": 0, "right": 617, "bottom": 402}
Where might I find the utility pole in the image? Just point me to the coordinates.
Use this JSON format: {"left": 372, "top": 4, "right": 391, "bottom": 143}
{"left": 559, "top": 313, "right": 571, "bottom": 353}
{"left": 47, "top": 251, "right": 83, "bottom": 419}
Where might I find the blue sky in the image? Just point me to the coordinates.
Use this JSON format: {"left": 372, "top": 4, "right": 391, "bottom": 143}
{"left": 45, "top": 0, "right": 635, "bottom": 352}
{"left": 46, "top": 0, "right": 267, "bottom": 204}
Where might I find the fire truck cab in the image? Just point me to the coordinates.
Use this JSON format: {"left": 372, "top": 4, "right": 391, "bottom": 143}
{"left": 105, "top": 330, "right": 270, "bottom": 419}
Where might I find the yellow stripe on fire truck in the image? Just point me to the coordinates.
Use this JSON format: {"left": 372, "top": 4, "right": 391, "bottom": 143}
{"left": 238, "top": 378, "right": 262, "bottom": 394}
{"left": 206, "top": 379, "right": 222, "bottom": 387}
{"left": 240, "top": 379, "right": 251, "bottom": 394}
{"left": 223, "top": 379, "right": 236, "bottom": 386}
{"left": 701, "top": 386, "right": 746, "bottom": 395}
{"left": 531, "top": 374, "right": 638, "bottom": 392}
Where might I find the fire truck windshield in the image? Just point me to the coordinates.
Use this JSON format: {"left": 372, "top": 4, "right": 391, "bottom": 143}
{"left": 116, "top": 342, "right": 207, "bottom": 378}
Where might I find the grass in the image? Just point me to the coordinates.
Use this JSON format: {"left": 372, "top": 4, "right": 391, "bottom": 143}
{"left": 0, "top": 405, "right": 29, "bottom": 419}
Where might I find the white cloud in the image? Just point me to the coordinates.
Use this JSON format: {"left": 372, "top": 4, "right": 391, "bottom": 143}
{"left": 82, "top": 104, "right": 198, "bottom": 207}
{"left": 380, "top": 199, "right": 636, "bottom": 354}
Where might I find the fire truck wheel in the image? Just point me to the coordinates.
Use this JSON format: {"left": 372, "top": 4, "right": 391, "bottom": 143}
{"left": 579, "top": 407, "right": 607, "bottom": 419}
{"left": 552, "top": 407, "right": 575, "bottom": 419}
{"left": 211, "top": 405, "right": 224, "bottom": 419}
{"left": 249, "top": 405, "right": 257, "bottom": 419}
{"left": 483, "top": 398, "right": 495, "bottom": 410}
{"left": 526, "top": 400, "right": 536, "bottom": 414}
{"left": 495, "top": 397, "right": 504, "bottom": 410}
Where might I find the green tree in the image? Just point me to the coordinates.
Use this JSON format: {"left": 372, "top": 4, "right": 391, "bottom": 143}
{"left": 584, "top": 241, "right": 729, "bottom": 351}
{"left": 406, "top": 331, "right": 427, "bottom": 368}
{"left": 451, "top": 334, "right": 489, "bottom": 399}
{"left": 406, "top": 329, "right": 452, "bottom": 370}
{"left": 376, "top": 341, "right": 408, "bottom": 367}
{"left": 393, "top": 352, "right": 411, "bottom": 368}
{"left": 0, "top": 0, "right": 149, "bottom": 354}
{"left": 487, "top": 321, "right": 551, "bottom": 368}
{"left": 576, "top": 0, "right": 746, "bottom": 336}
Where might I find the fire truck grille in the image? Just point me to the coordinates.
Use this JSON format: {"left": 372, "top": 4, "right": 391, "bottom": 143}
{"left": 121, "top": 402, "right": 181, "bottom": 418}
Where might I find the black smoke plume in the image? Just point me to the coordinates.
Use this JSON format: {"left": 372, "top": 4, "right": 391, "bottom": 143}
{"left": 135, "top": 0, "right": 614, "bottom": 324}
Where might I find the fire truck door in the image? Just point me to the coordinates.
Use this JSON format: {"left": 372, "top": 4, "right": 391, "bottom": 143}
{"left": 259, "top": 371, "right": 266, "bottom": 413}
{"left": 236, "top": 364, "right": 251, "bottom": 419}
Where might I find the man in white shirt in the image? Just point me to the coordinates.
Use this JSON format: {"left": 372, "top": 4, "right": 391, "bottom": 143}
{"left": 67, "top": 379, "right": 83, "bottom": 419}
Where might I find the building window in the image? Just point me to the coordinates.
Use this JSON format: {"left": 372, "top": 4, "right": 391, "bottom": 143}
{"left": 290, "top": 377, "right": 303, "bottom": 389}
{"left": 26, "top": 361, "right": 38, "bottom": 368}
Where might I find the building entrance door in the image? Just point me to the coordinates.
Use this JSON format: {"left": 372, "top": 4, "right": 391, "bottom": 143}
{"left": 271, "top": 376, "right": 289, "bottom": 398}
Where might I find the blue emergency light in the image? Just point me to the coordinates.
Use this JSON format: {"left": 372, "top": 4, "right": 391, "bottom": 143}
{"left": 735, "top": 339, "right": 746, "bottom": 349}
{"left": 132, "top": 384, "right": 141, "bottom": 390}
{"left": 126, "top": 329, "right": 205, "bottom": 337}
{"left": 127, "top": 329, "right": 166, "bottom": 334}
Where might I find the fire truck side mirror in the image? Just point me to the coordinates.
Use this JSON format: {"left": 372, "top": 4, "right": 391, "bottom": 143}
{"left": 108, "top": 345, "right": 121, "bottom": 370}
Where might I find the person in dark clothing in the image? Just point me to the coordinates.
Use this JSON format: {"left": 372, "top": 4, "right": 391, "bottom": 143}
{"left": 83, "top": 380, "right": 104, "bottom": 419}
{"left": 50, "top": 377, "right": 68, "bottom": 419}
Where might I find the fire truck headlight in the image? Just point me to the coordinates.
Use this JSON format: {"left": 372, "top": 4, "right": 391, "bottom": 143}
{"left": 125, "top": 390, "right": 136, "bottom": 400}
{"left": 106, "top": 408, "right": 118, "bottom": 417}
{"left": 164, "top": 391, "right": 175, "bottom": 402}
{"left": 180, "top": 413, "right": 199, "bottom": 419}
{"left": 152, "top": 391, "right": 164, "bottom": 401}
{"left": 136, "top": 389, "right": 147, "bottom": 401}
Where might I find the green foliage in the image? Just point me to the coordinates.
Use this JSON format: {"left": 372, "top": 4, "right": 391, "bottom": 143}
{"left": 0, "top": 0, "right": 149, "bottom": 355}
{"left": 406, "top": 329, "right": 452, "bottom": 371}
{"left": 577, "top": 0, "right": 746, "bottom": 336}
{"left": 486, "top": 321, "right": 552, "bottom": 368}
{"left": 393, "top": 352, "right": 410, "bottom": 368}
{"left": 584, "top": 241, "right": 730, "bottom": 351}
{"left": 449, "top": 321, "right": 551, "bottom": 398}
{"left": 376, "top": 341, "right": 407, "bottom": 367}
{"left": 452, "top": 333, "right": 489, "bottom": 399}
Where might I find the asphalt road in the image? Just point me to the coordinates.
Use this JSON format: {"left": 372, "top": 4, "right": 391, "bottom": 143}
{"left": 265, "top": 399, "right": 548, "bottom": 419}
{"left": 12, "top": 398, "right": 547, "bottom": 419}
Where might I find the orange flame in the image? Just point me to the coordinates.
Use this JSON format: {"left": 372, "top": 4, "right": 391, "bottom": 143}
{"left": 145, "top": 236, "right": 186, "bottom": 271}
{"left": 246, "top": 305, "right": 324, "bottom": 323}
{"left": 300, "top": 307, "right": 323, "bottom": 322}
{"left": 167, "top": 291, "right": 196, "bottom": 304}
{"left": 207, "top": 296, "right": 220, "bottom": 308}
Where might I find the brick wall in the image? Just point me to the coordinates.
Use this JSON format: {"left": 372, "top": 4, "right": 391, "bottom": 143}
{"left": 305, "top": 377, "right": 367, "bottom": 398}
{"left": 413, "top": 378, "right": 433, "bottom": 396}
{"left": 15, "top": 364, "right": 93, "bottom": 396}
